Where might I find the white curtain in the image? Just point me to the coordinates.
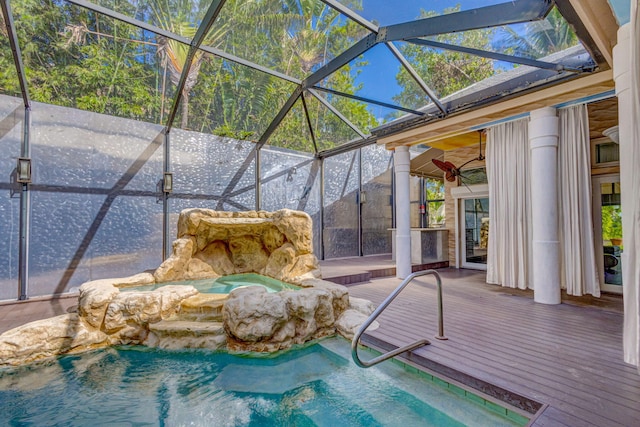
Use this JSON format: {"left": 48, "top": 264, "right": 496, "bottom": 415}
{"left": 623, "top": 1, "right": 640, "bottom": 371}
{"left": 558, "top": 105, "right": 600, "bottom": 297}
{"left": 486, "top": 119, "right": 532, "bottom": 289}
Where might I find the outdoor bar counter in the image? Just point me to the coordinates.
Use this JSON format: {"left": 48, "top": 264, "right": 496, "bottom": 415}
{"left": 390, "top": 228, "right": 449, "bottom": 264}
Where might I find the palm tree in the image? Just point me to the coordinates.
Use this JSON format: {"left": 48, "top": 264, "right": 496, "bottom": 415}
{"left": 150, "top": 0, "right": 227, "bottom": 129}
{"left": 280, "top": 0, "right": 367, "bottom": 76}
{"left": 496, "top": 8, "right": 578, "bottom": 58}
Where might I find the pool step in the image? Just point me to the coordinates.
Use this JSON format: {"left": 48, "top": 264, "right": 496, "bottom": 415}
{"left": 319, "top": 374, "right": 464, "bottom": 426}
{"left": 324, "top": 261, "right": 449, "bottom": 286}
{"left": 176, "top": 293, "right": 228, "bottom": 322}
{"left": 285, "top": 380, "right": 383, "bottom": 427}
{"left": 146, "top": 320, "right": 227, "bottom": 350}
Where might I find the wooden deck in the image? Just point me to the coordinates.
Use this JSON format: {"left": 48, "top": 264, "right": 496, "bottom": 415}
{"left": 346, "top": 268, "right": 639, "bottom": 427}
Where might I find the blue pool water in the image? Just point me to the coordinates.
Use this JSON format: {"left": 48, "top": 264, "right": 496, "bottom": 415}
{"left": 0, "top": 338, "right": 526, "bottom": 426}
{"left": 123, "top": 273, "right": 300, "bottom": 294}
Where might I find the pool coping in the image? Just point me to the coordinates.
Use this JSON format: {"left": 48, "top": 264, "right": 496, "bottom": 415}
{"left": 360, "top": 333, "right": 547, "bottom": 427}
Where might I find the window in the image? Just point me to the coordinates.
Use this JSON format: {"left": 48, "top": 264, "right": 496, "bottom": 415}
{"left": 591, "top": 137, "right": 620, "bottom": 167}
{"left": 425, "top": 178, "right": 445, "bottom": 227}
{"left": 459, "top": 167, "right": 488, "bottom": 185}
{"left": 596, "top": 142, "right": 620, "bottom": 164}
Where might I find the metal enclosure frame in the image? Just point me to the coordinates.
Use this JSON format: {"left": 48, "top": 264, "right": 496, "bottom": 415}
{"left": 0, "top": 0, "right": 610, "bottom": 300}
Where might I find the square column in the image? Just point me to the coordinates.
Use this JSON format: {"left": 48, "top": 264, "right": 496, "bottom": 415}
{"left": 529, "top": 107, "right": 561, "bottom": 304}
{"left": 394, "top": 146, "right": 412, "bottom": 279}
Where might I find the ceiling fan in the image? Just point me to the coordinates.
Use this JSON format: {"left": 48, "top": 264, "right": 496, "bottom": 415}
{"left": 432, "top": 130, "right": 485, "bottom": 183}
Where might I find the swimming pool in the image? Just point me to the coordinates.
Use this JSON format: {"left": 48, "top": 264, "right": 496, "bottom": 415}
{"left": 0, "top": 337, "right": 527, "bottom": 426}
{"left": 123, "top": 273, "right": 301, "bottom": 294}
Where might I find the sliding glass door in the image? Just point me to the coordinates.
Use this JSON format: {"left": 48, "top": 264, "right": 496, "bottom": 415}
{"left": 461, "top": 197, "right": 490, "bottom": 269}
{"left": 592, "top": 175, "right": 623, "bottom": 293}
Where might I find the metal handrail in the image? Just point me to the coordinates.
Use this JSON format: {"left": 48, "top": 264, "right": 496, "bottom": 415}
{"left": 351, "top": 269, "right": 446, "bottom": 368}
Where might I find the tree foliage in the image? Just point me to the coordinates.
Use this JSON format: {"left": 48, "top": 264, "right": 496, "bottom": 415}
{"left": 2, "top": 2, "right": 580, "bottom": 153}
{"left": 602, "top": 205, "right": 623, "bottom": 242}
{"left": 2, "top": 0, "right": 166, "bottom": 121}
{"left": 0, "top": 0, "right": 376, "bottom": 153}
{"left": 494, "top": 8, "right": 578, "bottom": 58}
{"left": 393, "top": 7, "right": 496, "bottom": 109}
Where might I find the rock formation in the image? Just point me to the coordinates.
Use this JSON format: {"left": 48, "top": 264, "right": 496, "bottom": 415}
{"left": 155, "top": 209, "right": 321, "bottom": 284}
{"left": 0, "top": 209, "right": 376, "bottom": 367}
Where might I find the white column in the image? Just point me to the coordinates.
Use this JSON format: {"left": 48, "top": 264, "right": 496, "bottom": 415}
{"left": 394, "top": 146, "right": 411, "bottom": 279}
{"left": 529, "top": 107, "right": 561, "bottom": 304}
{"left": 613, "top": 23, "right": 639, "bottom": 367}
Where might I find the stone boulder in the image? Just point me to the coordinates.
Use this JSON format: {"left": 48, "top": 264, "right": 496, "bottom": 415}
{"left": 195, "top": 241, "right": 234, "bottom": 276}
{"left": 112, "top": 272, "right": 156, "bottom": 288}
{"left": 224, "top": 287, "right": 289, "bottom": 346}
{"left": 78, "top": 279, "right": 120, "bottom": 329}
{"left": 0, "top": 276, "right": 377, "bottom": 365}
{"left": 283, "top": 289, "right": 335, "bottom": 343}
{"left": 348, "top": 297, "right": 376, "bottom": 316}
{"left": 153, "top": 237, "right": 196, "bottom": 282}
{"left": 0, "top": 314, "right": 109, "bottom": 366}
{"left": 335, "top": 310, "right": 379, "bottom": 340}
{"left": 155, "top": 209, "right": 321, "bottom": 284}
{"left": 184, "top": 258, "right": 217, "bottom": 280}
{"left": 103, "top": 285, "right": 198, "bottom": 344}
{"left": 223, "top": 281, "right": 347, "bottom": 352}
{"left": 300, "top": 278, "right": 350, "bottom": 317}
{"left": 272, "top": 209, "right": 313, "bottom": 254}
{"left": 334, "top": 297, "right": 379, "bottom": 340}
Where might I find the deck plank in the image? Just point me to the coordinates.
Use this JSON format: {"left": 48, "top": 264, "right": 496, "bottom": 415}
{"left": 347, "top": 268, "right": 640, "bottom": 427}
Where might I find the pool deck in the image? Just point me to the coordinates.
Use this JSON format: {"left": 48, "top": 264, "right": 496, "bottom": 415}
{"left": 339, "top": 262, "right": 638, "bottom": 427}
{"left": 1, "top": 255, "right": 638, "bottom": 426}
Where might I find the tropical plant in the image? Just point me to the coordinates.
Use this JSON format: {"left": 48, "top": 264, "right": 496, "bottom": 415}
{"left": 249, "top": 0, "right": 375, "bottom": 152}
{"left": 425, "top": 178, "right": 445, "bottom": 226}
{"left": 0, "top": 0, "right": 377, "bottom": 153}
{"left": 149, "top": 0, "right": 229, "bottom": 129}
{"left": 602, "top": 205, "right": 623, "bottom": 242}
{"left": 1, "top": 0, "right": 161, "bottom": 121}
{"left": 393, "top": 6, "right": 496, "bottom": 110}
{"left": 494, "top": 8, "right": 578, "bottom": 58}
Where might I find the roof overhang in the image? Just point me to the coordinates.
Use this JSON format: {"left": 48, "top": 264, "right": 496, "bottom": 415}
{"left": 561, "top": 0, "right": 618, "bottom": 67}
{"left": 381, "top": 69, "right": 614, "bottom": 150}
{"left": 410, "top": 148, "right": 444, "bottom": 178}
{"left": 376, "top": 0, "right": 619, "bottom": 151}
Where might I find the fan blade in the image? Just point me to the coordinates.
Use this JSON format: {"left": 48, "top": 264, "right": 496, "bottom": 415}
{"left": 433, "top": 159, "right": 459, "bottom": 173}
{"left": 432, "top": 158, "right": 451, "bottom": 172}
{"left": 444, "top": 161, "right": 458, "bottom": 171}
{"left": 433, "top": 159, "right": 460, "bottom": 182}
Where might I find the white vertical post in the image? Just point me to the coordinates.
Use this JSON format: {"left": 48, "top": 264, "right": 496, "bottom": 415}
{"left": 394, "top": 146, "right": 411, "bottom": 279}
{"left": 613, "top": 23, "right": 639, "bottom": 367}
{"left": 529, "top": 106, "right": 561, "bottom": 304}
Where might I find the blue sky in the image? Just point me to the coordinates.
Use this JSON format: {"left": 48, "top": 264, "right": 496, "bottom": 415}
{"left": 347, "top": 0, "right": 507, "bottom": 114}
{"left": 353, "top": 0, "right": 496, "bottom": 26}
{"left": 334, "top": 0, "right": 629, "bottom": 118}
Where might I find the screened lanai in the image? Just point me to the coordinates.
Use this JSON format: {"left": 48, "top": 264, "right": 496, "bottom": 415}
{"left": 4, "top": 5, "right": 640, "bottom": 424}
{"left": 0, "top": 0, "right": 620, "bottom": 303}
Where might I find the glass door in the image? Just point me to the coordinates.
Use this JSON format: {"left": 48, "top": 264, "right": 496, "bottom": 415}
{"left": 592, "top": 175, "right": 623, "bottom": 293}
{"left": 461, "top": 197, "right": 489, "bottom": 269}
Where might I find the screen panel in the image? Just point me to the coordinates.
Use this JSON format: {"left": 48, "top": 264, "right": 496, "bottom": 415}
{"left": 323, "top": 150, "right": 359, "bottom": 259}
{"left": 0, "top": 96, "right": 23, "bottom": 300}
{"left": 361, "top": 144, "right": 392, "bottom": 255}
{"left": 28, "top": 101, "right": 166, "bottom": 296}
{"left": 260, "top": 147, "right": 321, "bottom": 255}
